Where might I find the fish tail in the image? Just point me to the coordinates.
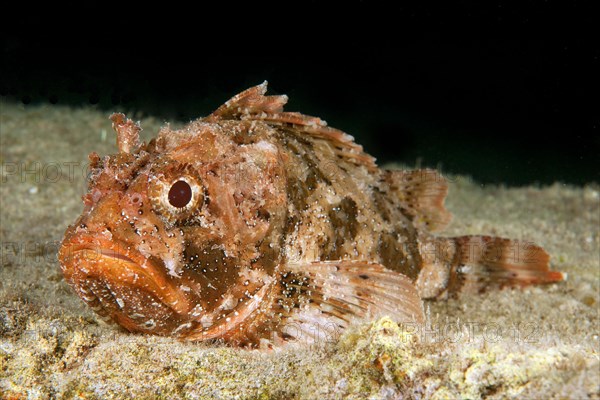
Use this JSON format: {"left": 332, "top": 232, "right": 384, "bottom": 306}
{"left": 417, "top": 235, "right": 565, "bottom": 299}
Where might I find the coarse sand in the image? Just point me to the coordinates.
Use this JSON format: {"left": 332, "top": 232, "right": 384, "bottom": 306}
{"left": 1, "top": 101, "right": 598, "bottom": 399}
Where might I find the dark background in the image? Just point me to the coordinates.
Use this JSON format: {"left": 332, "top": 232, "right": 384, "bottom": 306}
{"left": 1, "top": 3, "right": 598, "bottom": 185}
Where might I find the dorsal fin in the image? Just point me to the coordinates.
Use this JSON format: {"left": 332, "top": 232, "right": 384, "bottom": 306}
{"left": 206, "top": 82, "right": 377, "bottom": 170}
{"left": 382, "top": 169, "right": 452, "bottom": 232}
{"left": 206, "top": 81, "right": 288, "bottom": 120}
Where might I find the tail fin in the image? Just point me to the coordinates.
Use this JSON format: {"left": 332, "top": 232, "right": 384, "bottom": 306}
{"left": 417, "top": 235, "right": 565, "bottom": 299}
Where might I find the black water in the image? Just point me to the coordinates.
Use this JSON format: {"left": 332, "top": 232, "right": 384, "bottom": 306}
{"left": 2, "top": 3, "right": 598, "bottom": 185}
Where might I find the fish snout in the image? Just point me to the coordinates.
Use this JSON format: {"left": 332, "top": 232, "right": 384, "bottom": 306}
{"left": 58, "top": 237, "right": 197, "bottom": 336}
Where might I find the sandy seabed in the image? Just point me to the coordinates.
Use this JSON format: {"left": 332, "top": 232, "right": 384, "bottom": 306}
{"left": 0, "top": 101, "right": 598, "bottom": 399}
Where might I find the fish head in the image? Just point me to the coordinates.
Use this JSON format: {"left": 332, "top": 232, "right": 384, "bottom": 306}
{"left": 59, "top": 115, "right": 287, "bottom": 340}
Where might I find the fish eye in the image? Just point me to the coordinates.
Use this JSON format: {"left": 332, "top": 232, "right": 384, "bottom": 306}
{"left": 168, "top": 180, "right": 193, "bottom": 208}
{"left": 148, "top": 164, "right": 204, "bottom": 223}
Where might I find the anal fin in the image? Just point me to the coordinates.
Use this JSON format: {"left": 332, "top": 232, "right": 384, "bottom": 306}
{"left": 276, "top": 261, "right": 425, "bottom": 346}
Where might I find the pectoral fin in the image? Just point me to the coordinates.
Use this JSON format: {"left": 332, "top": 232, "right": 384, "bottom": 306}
{"left": 271, "top": 260, "right": 424, "bottom": 347}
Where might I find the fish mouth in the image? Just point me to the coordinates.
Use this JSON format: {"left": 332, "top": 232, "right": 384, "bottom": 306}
{"left": 58, "top": 237, "right": 191, "bottom": 316}
{"left": 94, "top": 247, "right": 138, "bottom": 263}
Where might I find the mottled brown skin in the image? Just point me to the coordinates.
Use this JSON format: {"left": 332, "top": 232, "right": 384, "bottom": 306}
{"left": 59, "top": 83, "right": 564, "bottom": 348}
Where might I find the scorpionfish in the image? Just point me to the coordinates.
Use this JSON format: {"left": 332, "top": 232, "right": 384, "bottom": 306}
{"left": 58, "top": 83, "right": 564, "bottom": 348}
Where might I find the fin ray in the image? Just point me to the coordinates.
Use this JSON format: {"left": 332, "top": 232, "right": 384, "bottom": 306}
{"left": 276, "top": 260, "right": 425, "bottom": 345}
{"left": 207, "top": 81, "right": 288, "bottom": 120}
{"left": 419, "top": 235, "right": 566, "bottom": 299}
{"left": 206, "top": 82, "right": 377, "bottom": 170}
{"left": 381, "top": 169, "right": 452, "bottom": 232}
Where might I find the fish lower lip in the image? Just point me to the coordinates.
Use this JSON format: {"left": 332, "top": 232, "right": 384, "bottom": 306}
{"left": 59, "top": 242, "right": 193, "bottom": 315}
